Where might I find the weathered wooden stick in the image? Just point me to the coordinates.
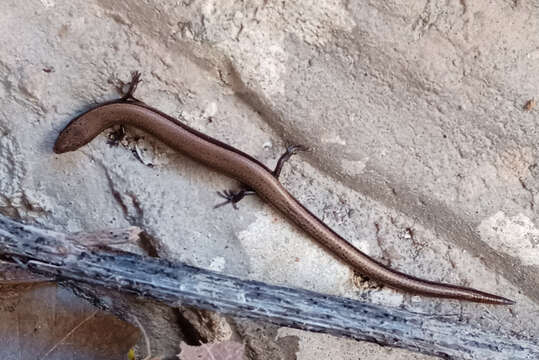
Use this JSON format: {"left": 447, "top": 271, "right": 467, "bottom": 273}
{"left": 0, "top": 214, "right": 536, "bottom": 359}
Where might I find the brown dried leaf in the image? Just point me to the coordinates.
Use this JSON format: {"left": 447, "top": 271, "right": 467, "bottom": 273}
{"left": 524, "top": 98, "right": 536, "bottom": 111}
{"left": 0, "top": 282, "right": 139, "bottom": 360}
{"left": 178, "top": 340, "right": 245, "bottom": 360}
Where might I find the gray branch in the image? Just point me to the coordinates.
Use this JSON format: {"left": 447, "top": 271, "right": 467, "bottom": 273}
{"left": 0, "top": 214, "right": 536, "bottom": 360}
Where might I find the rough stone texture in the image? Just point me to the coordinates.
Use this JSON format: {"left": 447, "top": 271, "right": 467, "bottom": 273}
{"left": 0, "top": 0, "right": 538, "bottom": 359}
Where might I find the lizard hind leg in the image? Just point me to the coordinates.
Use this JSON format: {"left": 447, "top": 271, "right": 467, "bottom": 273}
{"left": 213, "top": 144, "right": 307, "bottom": 209}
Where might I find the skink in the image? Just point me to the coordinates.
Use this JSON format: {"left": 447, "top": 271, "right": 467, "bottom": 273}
{"left": 53, "top": 73, "right": 513, "bottom": 305}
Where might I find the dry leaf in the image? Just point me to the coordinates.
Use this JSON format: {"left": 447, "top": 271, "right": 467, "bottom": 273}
{"left": 524, "top": 99, "right": 536, "bottom": 111}
{"left": 0, "top": 282, "right": 139, "bottom": 360}
{"left": 178, "top": 340, "right": 245, "bottom": 360}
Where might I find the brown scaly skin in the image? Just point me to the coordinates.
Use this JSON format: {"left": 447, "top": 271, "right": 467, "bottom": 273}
{"left": 54, "top": 73, "right": 514, "bottom": 305}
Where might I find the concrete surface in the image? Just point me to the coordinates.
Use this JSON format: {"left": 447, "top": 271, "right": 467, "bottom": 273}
{"left": 1, "top": 0, "right": 538, "bottom": 359}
